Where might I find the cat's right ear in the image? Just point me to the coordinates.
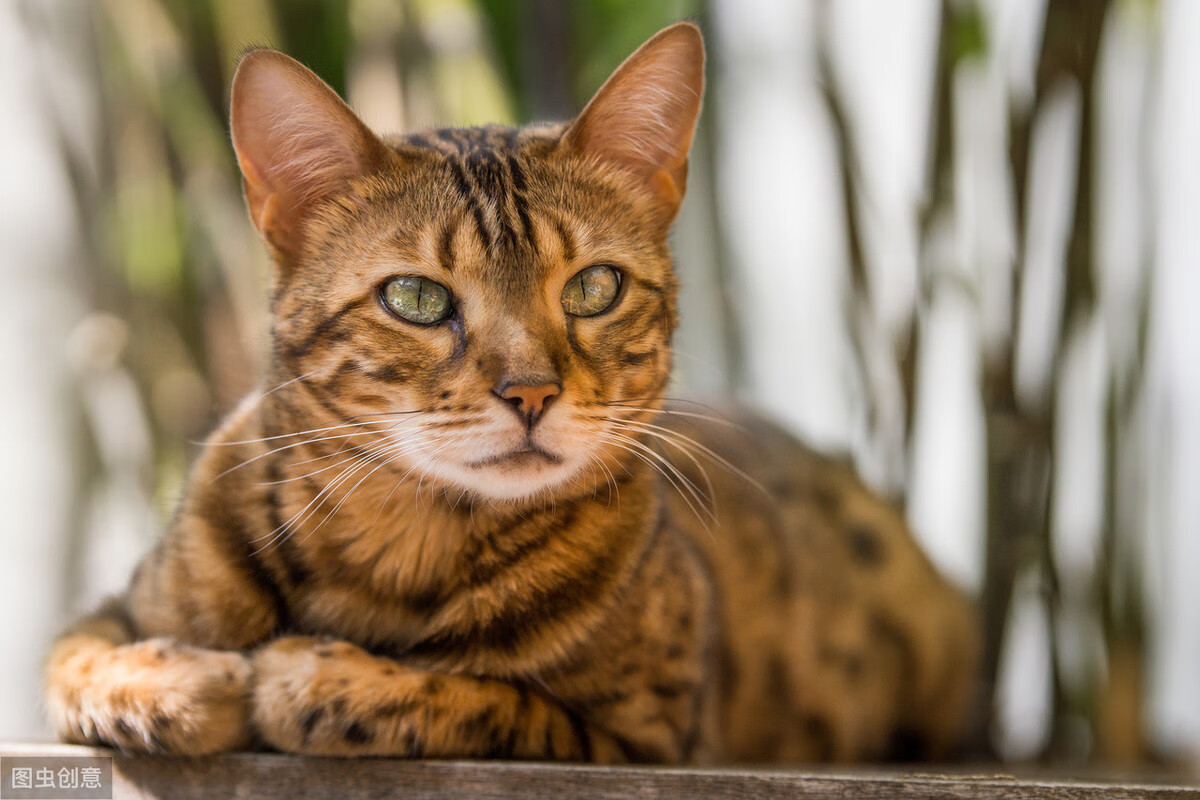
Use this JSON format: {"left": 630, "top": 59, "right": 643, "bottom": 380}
{"left": 230, "top": 49, "right": 390, "bottom": 260}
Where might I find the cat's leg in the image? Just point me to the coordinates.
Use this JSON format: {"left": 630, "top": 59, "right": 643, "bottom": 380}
{"left": 45, "top": 481, "right": 285, "bottom": 754}
{"left": 44, "top": 597, "right": 254, "bottom": 754}
{"left": 252, "top": 636, "right": 631, "bottom": 762}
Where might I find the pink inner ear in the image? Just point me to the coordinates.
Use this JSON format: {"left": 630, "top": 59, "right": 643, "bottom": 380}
{"left": 230, "top": 50, "right": 382, "bottom": 237}
{"left": 566, "top": 24, "right": 705, "bottom": 198}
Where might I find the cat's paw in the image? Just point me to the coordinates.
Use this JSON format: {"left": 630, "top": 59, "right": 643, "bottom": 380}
{"left": 46, "top": 637, "right": 253, "bottom": 754}
{"left": 252, "top": 636, "right": 426, "bottom": 756}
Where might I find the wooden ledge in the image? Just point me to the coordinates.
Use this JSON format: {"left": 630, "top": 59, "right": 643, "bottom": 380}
{"left": 2, "top": 742, "right": 1197, "bottom": 799}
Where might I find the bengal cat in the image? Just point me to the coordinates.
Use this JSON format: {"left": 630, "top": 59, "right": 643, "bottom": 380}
{"left": 44, "top": 23, "right": 979, "bottom": 763}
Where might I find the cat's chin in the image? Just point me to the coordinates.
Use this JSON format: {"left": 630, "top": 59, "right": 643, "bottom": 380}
{"left": 436, "top": 451, "right": 586, "bottom": 504}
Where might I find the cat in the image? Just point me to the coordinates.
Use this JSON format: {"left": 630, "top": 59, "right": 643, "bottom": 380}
{"left": 44, "top": 22, "right": 979, "bottom": 763}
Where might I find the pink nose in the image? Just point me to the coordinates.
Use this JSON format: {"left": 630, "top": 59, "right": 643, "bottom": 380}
{"left": 496, "top": 382, "right": 561, "bottom": 425}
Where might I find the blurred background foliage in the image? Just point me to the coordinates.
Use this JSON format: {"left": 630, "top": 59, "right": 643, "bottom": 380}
{"left": 9, "top": 0, "right": 1192, "bottom": 771}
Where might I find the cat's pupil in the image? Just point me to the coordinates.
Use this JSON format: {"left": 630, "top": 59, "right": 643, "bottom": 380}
{"left": 562, "top": 264, "right": 620, "bottom": 317}
{"left": 382, "top": 275, "right": 452, "bottom": 325}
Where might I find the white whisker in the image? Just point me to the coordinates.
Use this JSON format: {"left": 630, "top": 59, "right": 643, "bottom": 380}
{"left": 212, "top": 422, "right": 411, "bottom": 482}
{"left": 614, "top": 417, "right": 769, "bottom": 499}
{"left": 596, "top": 432, "right": 712, "bottom": 529}
{"left": 250, "top": 428, "right": 430, "bottom": 553}
{"left": 611, "top": 420, "right": 718, "bottom": 517}
{"left": 297, "top": 437, "right": 446, "bottom": 545}
{"left": 260, "top": 370, "right": 318, "bottom": 398}
{"left": 206, "top": 415, "right": 416, "bottom": 447}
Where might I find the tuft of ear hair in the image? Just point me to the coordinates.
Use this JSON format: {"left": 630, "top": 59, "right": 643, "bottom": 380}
{"left": 229, "top": 48, "right": 392, "bottom": 261}
{"left": 563, "top": 22, "right": 705, "bottom": 221}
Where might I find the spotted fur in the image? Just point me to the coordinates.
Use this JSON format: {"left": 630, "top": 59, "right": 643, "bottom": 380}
{"left": 44, "top": 23, "right": 978, "bottom": 762}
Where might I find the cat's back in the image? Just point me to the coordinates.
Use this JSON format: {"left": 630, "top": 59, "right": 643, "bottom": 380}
{"left": 656, "top": 406, "right": 979, "bottom": 761}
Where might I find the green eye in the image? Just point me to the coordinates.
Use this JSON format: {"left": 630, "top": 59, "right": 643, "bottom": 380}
{"left": 382, "top": 276, "right": 452, "bottom": 325}
{"left": 561, "top": 265, "right": 621, "bottom": 317}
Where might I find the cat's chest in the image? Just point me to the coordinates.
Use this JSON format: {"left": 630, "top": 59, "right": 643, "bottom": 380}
{"left": 280, "top": 511, "right": 472, "bottom": 649}
{"left": 289, "top": 581, "right": 434, "bottom": 652}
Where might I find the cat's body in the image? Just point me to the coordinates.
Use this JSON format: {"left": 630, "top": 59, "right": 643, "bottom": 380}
{"left": 45, "top": 24, "right": 978, "bottom": 762}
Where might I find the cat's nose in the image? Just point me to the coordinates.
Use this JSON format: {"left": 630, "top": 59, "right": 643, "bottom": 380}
{"left": 495, "top": 380, "right": 561, "bottom": 426}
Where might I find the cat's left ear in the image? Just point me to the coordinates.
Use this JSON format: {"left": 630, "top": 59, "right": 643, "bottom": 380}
{"left": 563, "top": 22, "right": 705, "bottom": 221}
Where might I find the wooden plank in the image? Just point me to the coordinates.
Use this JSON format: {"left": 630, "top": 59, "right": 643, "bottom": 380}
{"left": 2, "top": 742, "right": 1197, "bottom": 799}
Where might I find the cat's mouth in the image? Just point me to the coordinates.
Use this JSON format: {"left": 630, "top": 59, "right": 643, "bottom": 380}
{"left": 465, "top": 445, "right": 563, "bottom": 470}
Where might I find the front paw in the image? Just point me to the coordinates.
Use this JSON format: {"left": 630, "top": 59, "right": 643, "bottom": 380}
{"left": 47, "top": 638, "right": 253, "bottom": 754}
{"left": 251, "top": 636, "right": 427, "bottom": 756}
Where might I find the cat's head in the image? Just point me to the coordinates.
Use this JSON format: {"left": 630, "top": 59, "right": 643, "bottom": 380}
{"left": 229, "top": 23, "right": 704, "bottom": 502}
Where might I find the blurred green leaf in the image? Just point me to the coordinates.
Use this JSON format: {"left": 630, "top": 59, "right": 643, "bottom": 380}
{"left": 950, "top": 2, "right": 988, "bottom": 63}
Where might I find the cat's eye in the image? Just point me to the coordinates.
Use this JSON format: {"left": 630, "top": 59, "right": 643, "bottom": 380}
{"left": 561, "top": 265, "right": 621, "bottom": 317}
{"left": 381, "top": 276, "right": 452, "bottom": 325}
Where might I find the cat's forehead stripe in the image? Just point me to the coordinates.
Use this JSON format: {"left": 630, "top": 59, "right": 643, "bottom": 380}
{"left": 550, "top": 213, "right": 577, "bottom": 264}
{"left": 435, "top": 214, "right": 459, "bottom": 274}
{"left": 444, "top": 158, "right": 495, "bottom": 253}
{"left": 454, "top": 148, "right": 540, "bottom": 260}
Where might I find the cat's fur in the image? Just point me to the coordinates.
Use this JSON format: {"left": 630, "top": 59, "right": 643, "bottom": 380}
{"left": 44, "top": 23, "right": 978, "bottom": 762}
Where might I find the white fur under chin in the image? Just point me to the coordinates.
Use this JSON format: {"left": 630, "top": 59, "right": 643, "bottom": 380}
{"left": 434, "top": 455, "right": 589, "bottom": 503}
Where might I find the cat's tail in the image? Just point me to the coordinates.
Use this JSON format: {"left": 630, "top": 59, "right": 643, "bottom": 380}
{"left": 43, "top": 595, "right": 254, "bottom": 754}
